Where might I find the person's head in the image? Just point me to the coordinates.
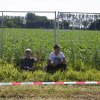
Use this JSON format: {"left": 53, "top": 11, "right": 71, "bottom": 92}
{"left": 53, "top": 45, "right": 60, "bottom": 54}
{"left": 25, "top": 48, "right": 31, "bottom": 58}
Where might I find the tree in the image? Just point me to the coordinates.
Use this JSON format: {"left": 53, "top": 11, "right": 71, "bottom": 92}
{"left": 88, "top": 19, "right": 100, "bottom": 30}
{"left": 0, "top": 13, "right": 54, "bottom": 29}
{"left": 0, "top": 17, "right": 2, "bottom": 27}
{"left": 82, "top": 20, "right": 89, "bottom": 29}
{"left": 25, "top": 12, "right": 52, "bottom": 28}
{"left": 13, "top": 16, "right": 25, "bottom": 28}
{"left": 3, "top": 16, "right": 25, "bottom": 28}
{"left": 60, "top": 20, "right": 69, "bottom": 29}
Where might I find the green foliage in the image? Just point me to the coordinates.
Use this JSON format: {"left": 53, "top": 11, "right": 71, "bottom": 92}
{"left": 1, "top": 29, "right": 99, "bottom": 68}
{"left": 0, "top": 61, "right": 100, "bottom": 82}
{"left": 0, "top": 29, "right": 100, "bottom": 81}
{"left": 89, "top": 19, "right": 100, "bottom": 30}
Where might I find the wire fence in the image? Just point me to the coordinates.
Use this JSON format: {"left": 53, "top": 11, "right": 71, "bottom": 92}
{"left": 0, "top": 11, "right": 57, "bottom": 59}
{"left": 0, "top": 11, "right": 100, "bottom": 83}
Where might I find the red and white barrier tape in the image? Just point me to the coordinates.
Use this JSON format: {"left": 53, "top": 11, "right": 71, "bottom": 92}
{"left": 0, "top": 82, "right": 100, "bottom": 86}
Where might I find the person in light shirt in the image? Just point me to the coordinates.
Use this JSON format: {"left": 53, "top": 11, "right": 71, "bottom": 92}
{"left": 46, "top": 45, "right": 67, "bottom": 73}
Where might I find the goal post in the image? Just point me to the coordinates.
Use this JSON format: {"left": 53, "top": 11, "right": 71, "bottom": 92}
{"left": 0, "top": 11, "right": 57, "bottom": 60}
{"left": 0, "top": 12, "right": 4, "bottom": 59}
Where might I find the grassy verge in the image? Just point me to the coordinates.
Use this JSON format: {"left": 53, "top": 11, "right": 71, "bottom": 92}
{"left": 0, "top": 61, "right": 100, "bottom": 82}
{"left": 0, "top": 85, "right": 100, "bottom": 100}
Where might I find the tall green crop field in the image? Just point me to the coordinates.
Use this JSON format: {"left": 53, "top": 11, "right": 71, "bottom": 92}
{"left": 1, "top": 29, "right": 100, "bottom": 68}
{"left": 0, "top": 28, "right": 100, "bottom": 81}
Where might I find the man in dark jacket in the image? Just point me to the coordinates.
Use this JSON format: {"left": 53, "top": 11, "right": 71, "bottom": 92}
{"left": 20, "top": 48, "right": 39, "bottom": 71}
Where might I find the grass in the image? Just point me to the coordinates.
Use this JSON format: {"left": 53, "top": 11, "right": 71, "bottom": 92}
{"left": 0, "top": 85, "right": 100, "bottom": 100}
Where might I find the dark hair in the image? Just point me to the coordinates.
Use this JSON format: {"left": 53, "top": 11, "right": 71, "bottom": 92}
{"left": 53, "top": 45, "right": 60, "bottom": 49}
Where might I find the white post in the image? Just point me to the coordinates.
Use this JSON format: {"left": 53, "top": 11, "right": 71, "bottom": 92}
{"left": 0, "top": 11, "right": 3, "bottom": 58}
{"left": 54, "top": 11, "right": 57, "bottom": 45}
{"left": 57, "top": 11, "right": 60, "bottom": 45}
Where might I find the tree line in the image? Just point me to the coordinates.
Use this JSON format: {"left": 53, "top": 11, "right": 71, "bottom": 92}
{"left": 0, "top": 13, "right": 54, "bottom": 29}
{"left": 0, "top": 12, "right": 100, "bottom": 30}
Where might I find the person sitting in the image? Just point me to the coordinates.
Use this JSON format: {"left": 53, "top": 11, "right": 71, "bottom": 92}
{"left": 20, "top": 48, "right": 39, "bottom": 71}
{"left": 46, "top": 45, "right": 67, "bottom": 73}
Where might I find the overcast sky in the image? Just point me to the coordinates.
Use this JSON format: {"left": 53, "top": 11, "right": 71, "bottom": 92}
{"left": 0, "top": 0, "right": 100, "bottom": 18}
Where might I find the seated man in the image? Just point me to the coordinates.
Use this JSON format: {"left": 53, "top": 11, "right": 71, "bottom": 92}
{"left": 20, "top": 48, "right": 39, "bottom": 71}
{"left": 46, "top": 45, "right": 67, "bottom": 73}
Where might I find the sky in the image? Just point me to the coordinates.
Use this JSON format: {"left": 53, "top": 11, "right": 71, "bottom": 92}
{"left": 0, "top": 0, "right": 100, "bottom": 19}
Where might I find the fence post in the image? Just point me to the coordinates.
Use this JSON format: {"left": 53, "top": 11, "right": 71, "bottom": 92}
{"left": 57, "top": 11, "right": 60, "bottom": 45}
{"left": 0, "top": 11, "right": 3, "bottom": 59}
{"left": 54, "top": 11, "right": 57, "bottom": 45}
